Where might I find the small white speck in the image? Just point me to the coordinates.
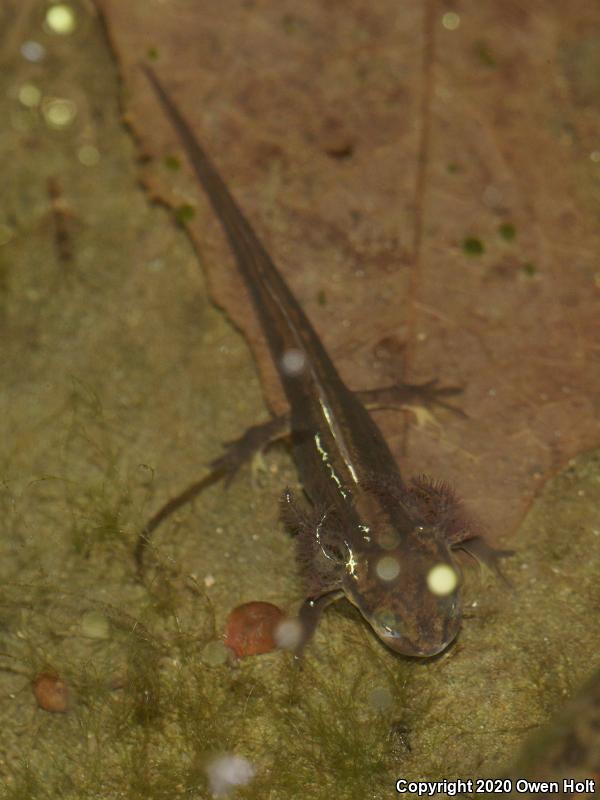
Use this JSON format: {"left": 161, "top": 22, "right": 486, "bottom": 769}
{"left": 204, "top": 574, "right": 216, "bottom": 588}
{"left": 590, "top": 150, "right": 600, "bottom": 163}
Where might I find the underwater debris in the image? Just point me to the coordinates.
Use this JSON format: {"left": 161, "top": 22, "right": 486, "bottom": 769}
{"left": 224, "top": 601, "right": 285, "bottom": 658}
{"left": 32, "top": 671, "right": 70, "bottom": 713}
{"left": 205, "top": 753, "right": 255, "bottom": 797}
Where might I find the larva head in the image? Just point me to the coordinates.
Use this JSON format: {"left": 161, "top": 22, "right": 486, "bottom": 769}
{"left": 342, "top": 524, "right": 463, "bottom": 657}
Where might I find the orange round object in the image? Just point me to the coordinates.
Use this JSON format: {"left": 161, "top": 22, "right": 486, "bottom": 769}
{"left": 32, "top": 672, "right": 70, "bottom": 713}
{"left": 224, "top": 601, "right": 285, "bottom": 658}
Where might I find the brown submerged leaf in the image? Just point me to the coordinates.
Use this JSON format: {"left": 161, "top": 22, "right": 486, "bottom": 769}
{"left": 99, "top": 0, "right": 600, "bottom": 545}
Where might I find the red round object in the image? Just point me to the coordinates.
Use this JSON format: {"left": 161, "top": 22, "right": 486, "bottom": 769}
{"left": 224, "top": 601, "right": 285, "bottom": 658}
{"left": 32, "top": 672, "right": 70, "bottom": 713}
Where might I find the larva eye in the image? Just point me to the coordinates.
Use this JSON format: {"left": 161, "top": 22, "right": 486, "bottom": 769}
{"left": 371, "top": 608, "right": 403, "bottom": 638}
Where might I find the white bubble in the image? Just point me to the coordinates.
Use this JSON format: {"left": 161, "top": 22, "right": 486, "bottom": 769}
{"left": 368, "top": 685, "right": 393, "bottom": 711}
{"left": 376, "top": 555, "right": 400, "bottom": 582}
{"left": 442, "top": 12, "right": 460, "bottom": 30}
{"left": 45, "top": 4, "right": 77, "bottom": 35}
{"left": 77, "top": 144, "right": 100, "bottom": 166}
{"left": 274, "top": 617, "right": 302, "bottom": 651}
{"left": 18, "top": 83, "right": 41, "bottom": 108}
{"left": 426, "top": 563, "right": 458, "bottom": 596}
{"left": 42, "top": 97, "right": 77, "bottom": 129}
{"left": 280, "top": 348, "right": 306, "bottom": 376}
{"left": 205, "top": 754, "right": 255, "bottom": 797}
{"left": 20, "top": 40, "right": 46, "bottom": 62}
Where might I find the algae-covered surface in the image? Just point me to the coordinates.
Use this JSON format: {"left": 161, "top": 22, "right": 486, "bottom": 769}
{"left": 1, "top": 3, "right": 600, "bottom": 799}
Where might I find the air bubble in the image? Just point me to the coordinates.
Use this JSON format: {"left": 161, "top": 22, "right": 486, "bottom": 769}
{"left": 426, "top": 563, "right": 458, "bottom": 596}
